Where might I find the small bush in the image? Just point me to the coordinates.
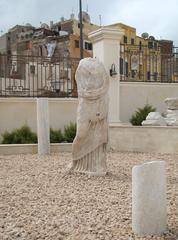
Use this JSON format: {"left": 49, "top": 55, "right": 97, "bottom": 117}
{"left": 63, "top": 122, "right": 76, "bottom": 143}
{"left": 50, "top": 128, "right": 64, "bottom": 143}
{"left": 1, "top": 125, "right": 37, "bottom": 144}
{"left": 130, "top": 104, "right": 156, "bottom": 126}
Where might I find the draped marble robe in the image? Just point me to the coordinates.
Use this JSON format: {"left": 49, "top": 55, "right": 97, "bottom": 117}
{"left": 71, "top": 58, "right": 109, "bottom": 176}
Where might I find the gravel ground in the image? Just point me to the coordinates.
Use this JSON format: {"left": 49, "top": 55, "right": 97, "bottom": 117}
{"left": 0, "top": 152, "right": 177, "bottom": 240}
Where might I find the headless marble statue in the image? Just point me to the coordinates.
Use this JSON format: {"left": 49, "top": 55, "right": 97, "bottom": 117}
{"left": 71, "top": 58, "right": 109, "bottom": 176}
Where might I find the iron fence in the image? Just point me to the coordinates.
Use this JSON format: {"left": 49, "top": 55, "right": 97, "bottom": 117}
{"left": 0, "top": 54, "right": 80, "bottom": 97}
{"left": 120, "top": 44, "right": 178, "bottom": 82}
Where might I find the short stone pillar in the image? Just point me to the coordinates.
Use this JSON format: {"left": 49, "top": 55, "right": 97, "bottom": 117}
{"left": 37, "top": 98, "right": 50, "bottom": 155}
{"left": 89, "top": 28, "right": 124, "bottom": 124}
{"left": 132, "top": 161, "right": 167, "bottom": 235}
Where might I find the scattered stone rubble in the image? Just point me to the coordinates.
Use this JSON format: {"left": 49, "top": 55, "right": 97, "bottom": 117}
{"left": 142, "top": 97, "right": 178, "bottom": 126}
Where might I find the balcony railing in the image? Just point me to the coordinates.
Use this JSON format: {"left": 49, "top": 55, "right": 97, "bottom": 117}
{"left": 0, "top": 54, "right": 80, "bottom": 97}
{"left": 120, "top": 44, "right": 178, "bottom": 82}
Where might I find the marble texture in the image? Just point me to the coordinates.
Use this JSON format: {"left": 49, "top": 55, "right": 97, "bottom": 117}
{"left": 132, "top": 161, "right": 167, "bottom": 235}
{"left": 37, "top": 98, "right": 50, "bottom": 155}
{"left": 164, "top": 98, "right": 178, "bottom": 126}
{"left": 71, "top": 58, "right": 109, "bottom": 176}
{"left": 142, "top": 112, "right": 167, "bottom": 126}
{"left": 165, "top": 97, "right": 178, "bottom": 110}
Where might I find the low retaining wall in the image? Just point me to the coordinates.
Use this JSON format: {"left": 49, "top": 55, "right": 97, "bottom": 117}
{"left": 1, "top": 125, "right": 178, "bottom": 155}
{"left": 0, "top": 143, "right": 72, "bottom": 155}
{"left": 109, "top": 124, "right": 178, "bottom": 154}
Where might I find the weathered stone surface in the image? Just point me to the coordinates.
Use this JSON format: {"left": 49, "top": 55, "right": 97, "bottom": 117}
{"left": 164, "top": 117, "right": 178, "bottom": 126}
{"left": 132, "top": 161, "right": 167, "bottom": 235}
{"left": 165, "top": 97, "right": 178, "bottom": 110}
{"left": 37, "top": 98, "right": 50, "bottom": 155}
{"left": 164, "top": 102, "right": 178, "bottom": 126}
{"left": 145, "top": 112, "right": 162, "bottom": 120}
{"left": 71, "top": 58, "right": 109, "bottom": 176}
{"left": 142, "top": 112, "right": 167, "bottom": 126}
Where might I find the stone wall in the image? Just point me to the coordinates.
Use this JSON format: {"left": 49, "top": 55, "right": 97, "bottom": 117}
{"left": 120, "top": 82, "right": 178, "bottom": 123}
{"left": 0, "top": 98, "right": 78, "bottom": 142}
{"left": 109, "top": 124, "right": 178, "bottom": 153}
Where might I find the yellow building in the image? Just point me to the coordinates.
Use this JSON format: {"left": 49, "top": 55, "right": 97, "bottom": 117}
{"left": 107, "top": 23, "right": 162, "bottom": 81}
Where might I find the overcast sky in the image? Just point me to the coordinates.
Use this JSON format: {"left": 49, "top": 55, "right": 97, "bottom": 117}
{"left": 0, "top": 0, "right": 178, "bottom": 45}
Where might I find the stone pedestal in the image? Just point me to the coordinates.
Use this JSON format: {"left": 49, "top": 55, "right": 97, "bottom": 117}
{"left": 89, "top": 28, "right": 124, "bottom": 124}
{"left": 132, "top": 161, "right": 167, "bottom": 235}
{"left": 37, "top": 98, "right": 50, "bottom": 155}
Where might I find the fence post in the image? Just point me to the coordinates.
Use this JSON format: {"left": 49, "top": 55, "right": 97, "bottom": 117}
{"left": 89, "top": 28, "right": 124, "bottom": 123}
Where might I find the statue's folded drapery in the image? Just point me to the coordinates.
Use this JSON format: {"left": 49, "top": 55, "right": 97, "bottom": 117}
{"left": 71, "top": 58, "right": 109, "bottom": 176}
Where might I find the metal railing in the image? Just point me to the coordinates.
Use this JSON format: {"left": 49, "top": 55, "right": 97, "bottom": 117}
{"left": 120, "top": 44, "right": 178, "bottom": 82}
{"left": 0, "top": 54, "right": 80, "bottom": 97}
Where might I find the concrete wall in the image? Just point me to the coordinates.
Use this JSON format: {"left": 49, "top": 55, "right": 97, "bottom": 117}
{"left": 1, "top": 125, "right": 178, "bottom": 154}
{"left": 109, "top": 124, "right": 178, "bottom": 154}
{"left": 120, "top": 82, "right": 178, "bottom": 123}
{"left": 0, "top": 98, "right": 78, "bottom": 141}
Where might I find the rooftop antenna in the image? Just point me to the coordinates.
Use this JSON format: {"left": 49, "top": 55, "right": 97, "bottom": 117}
{"left": 86, "top": 0, "right": 88, "bottom": 12}
{"left": 99, "top": 15, "right": 102, "bottom": 27}
{"left": 71, "top": 7, "right": 75, "bottom": 19}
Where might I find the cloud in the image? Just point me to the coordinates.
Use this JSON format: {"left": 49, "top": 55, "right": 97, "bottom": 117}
{"left": 0, "top": 0, "right": 177, "bottom": 45}
{"left": 106, "top": 0, "right": 178, "bottom": 44}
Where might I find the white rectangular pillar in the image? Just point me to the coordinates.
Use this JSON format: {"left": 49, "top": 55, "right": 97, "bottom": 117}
{"left": 37, "top": 98, "right": 50, "bottom": 155}
{"left": 89, "top": 28, "right": 124, "bottom": 123}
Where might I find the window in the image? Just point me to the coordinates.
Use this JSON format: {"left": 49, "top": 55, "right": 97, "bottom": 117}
{"left": 125, "top": 62, "right": 128, "bottom": 77}
{"left": 131, "top": 70, "right": 136, "bottom": 78}
{"left": 30, "top": 65, "right": 35, "bottom": 74}
{"left": 124, "top": 36, "right": 127, "bottom": 44}
{"left": 84, "top": 42, "right": 92, "bottom": 51}
{"left": 120, "top": 58, "right": 124, "bottom": 75}
{"left": 75, "top": 40, "right": 79, "bottom": 48}
{"left": 148, "top": 41, "right": 153, "bottom": 49}
{"left": 131, "top": 38, "right": 135, "bottom": 45}
{"left": 139, "top": 41, "right": 142, "bottom": 50}
{"left": 154, "top": 72, "right": 158, "bottom": 80}
{"left": 154, "top": 42, "right": 157, "bottom": 50}
{"left": 147, "top": 71, "right": 150, "bottom": 80}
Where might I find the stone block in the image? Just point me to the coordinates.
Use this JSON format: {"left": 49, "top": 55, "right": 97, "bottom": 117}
{"left": 132, "top": 161, "right": 167, "bottom": 235}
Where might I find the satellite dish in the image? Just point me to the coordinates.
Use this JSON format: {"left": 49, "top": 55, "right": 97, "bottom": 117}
{"left": 41, "top": 23, "right": 50, "bottom": 29}
{"left": 141, "top": 32, "right": 149, "bottom": 39}
{"left": 26, "top": 23, "right": 32, "bottom": 27}
{"left": 78, "top": 11, "right": 90, "bottom": 23}
{"left": 149, "top": 36, "right": 155, "bottom": 41}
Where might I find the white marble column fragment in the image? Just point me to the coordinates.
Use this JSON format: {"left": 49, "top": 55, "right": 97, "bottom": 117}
{"left": 37, "top": 98, "right": 50, "bottom": 155}
{"left": 132, "top": 161, "right": 167, "bottom": 235}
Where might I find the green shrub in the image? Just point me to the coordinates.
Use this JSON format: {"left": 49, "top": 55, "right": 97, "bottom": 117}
{"left": 50, "top": 128, "right": 64, "bottom": 143}
{"left": 130, "top": 104, "right": 156, "bottom": 126}
{"left": 63, "top": 122, "right": 76, "bottom": 143}
{"left": 1, "top": 125, "right": 37, "bottom": 144}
